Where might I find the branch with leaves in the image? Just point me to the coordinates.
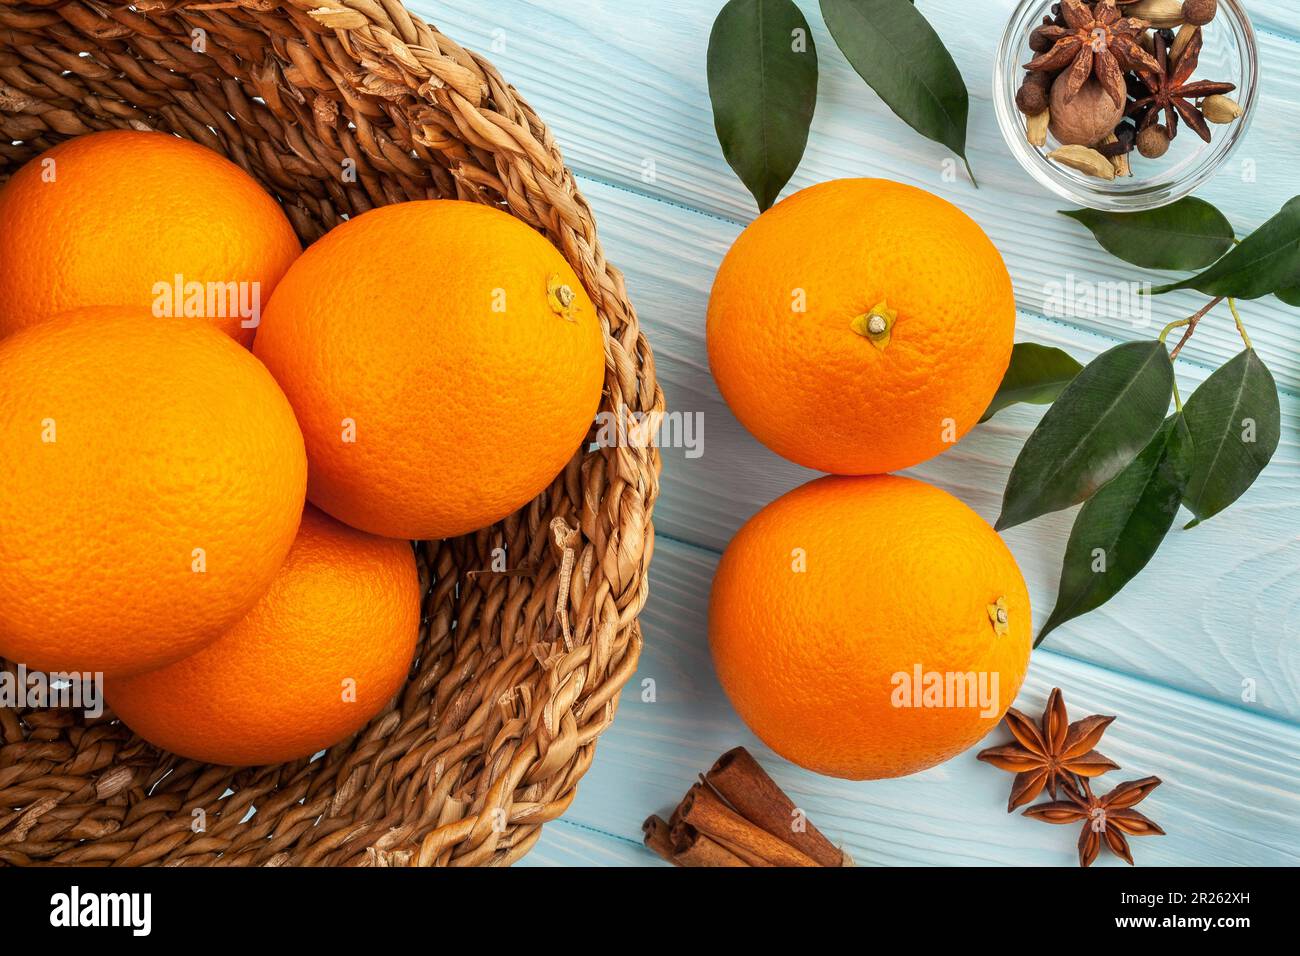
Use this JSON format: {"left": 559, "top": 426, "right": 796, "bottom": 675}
{"left": 984, "top": 195, "right": 1292, "bottom": 644}
{"left": 707, "top": 0, "right": 974, "bottom": 213}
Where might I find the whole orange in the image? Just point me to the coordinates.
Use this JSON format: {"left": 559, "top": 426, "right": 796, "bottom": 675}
{"left": 707, "top": 179, "right": 1015, "bottom": 475}
{"left": 0, "top": 130, "right": 300, "bottom": 346}
{"left": 0, "top": 308, "right": 307, "bottom": 677}
{"left": 709, "top": 475, "right": 1031, "bottom": 780}
{"left": 254, "top": 200, "right": 605, "bottom": 540}
{"left": 107, "top": 506, "right": 419, "bottom": 767}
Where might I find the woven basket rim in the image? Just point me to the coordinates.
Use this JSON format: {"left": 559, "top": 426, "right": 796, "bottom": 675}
{"left": 0, "top": 0, "right": 662, "bottom": 867}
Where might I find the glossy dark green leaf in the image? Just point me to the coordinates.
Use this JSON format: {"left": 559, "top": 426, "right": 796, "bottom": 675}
{"left": 1181, "top": 349, "right": 1281, "bottom": 528}
{"left": 820, "top": 0, "right": 974, "bottom": 183}
{"left": 996, "top": 341, "right": 1174, "bottom": 531}
{"left": 1152, "top": 196, "right": 1300, "bottom": 299}
{"left": 1060, "top": 198, "right": 1235, "bottom": 271}
{"left": 1038, "top": 414, "right": 1192, "bottom": 645}
{"left": 1276, "top": 286, "right": 1300, "bottom": 307}
{"left": 707, "top": 0, "right": 819, "bottom": 212}
{"left": 981, "top": 343, "right": 1083, "bottom": 423}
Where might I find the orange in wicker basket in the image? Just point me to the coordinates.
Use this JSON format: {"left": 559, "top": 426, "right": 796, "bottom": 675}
{"left": 253, "top": 199, "right": 607, "bottom": 541}
{"left": 0, "top": 0, "right": 661, "bottom": 866}
{"left": 0, "top": 129, "right": 302, "bottom": 345}
{"left": 0, "top": 306, "right": 309, "bottom": 678}
{"left": 105, "top": 506, "right": 422, "bottom": 768}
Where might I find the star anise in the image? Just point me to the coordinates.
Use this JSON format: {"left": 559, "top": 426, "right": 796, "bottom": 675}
{"left": 977, "top": 687, "right": 1119, "bottom": 811}
{"left": 1024, "top": 0, "right": 1162, "bottom": 107}
{"left": 1023, "top": 775, "right": 1166, "bottom": 867}
{"left": 1128, "top": 27, "right": 1236, "bottom": 143}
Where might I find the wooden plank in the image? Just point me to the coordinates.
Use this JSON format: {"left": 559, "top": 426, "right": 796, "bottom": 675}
{"left": 537, "top": 536, "right": 1300, "bottom": 867}
{"left": 1253, "top": 10, "right": 1300, "bottom": 37}
{"left": 421, "top": 0, "right": 1300, "bottom": 394}
{"left": 396, "top": 0, "right": 1300, "bottom": 865}
{"left": 573, "top": 174, "right": 1300, "bottom": 724}
{"left": 521, "top": 820, "right": 649, "bottom": 867}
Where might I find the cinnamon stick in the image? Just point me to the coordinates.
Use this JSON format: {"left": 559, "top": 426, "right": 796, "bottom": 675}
{"left": 668, "top": 822, "right": 747, "bottom": 867}
{"left": 667, "top": 797, "right": 686, "bottom": 830}
{"left": 642, "top": 814, "right": 675, "bottom": 864}
{"left": 707, "top": 832, "right": 774, "bottom": 867}
{"left": 706, "top": 746, "right": 845, "bottom": 867}
{"left": 679, "top": 783, "right": 818, "bottom": 867}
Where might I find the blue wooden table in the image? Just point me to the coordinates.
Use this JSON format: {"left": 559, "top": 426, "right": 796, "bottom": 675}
{"left": 414, "top": 0, "right": 1300, "bottom": 866}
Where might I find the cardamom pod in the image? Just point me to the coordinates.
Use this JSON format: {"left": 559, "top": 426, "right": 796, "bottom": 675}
{"left": 1168, "top": 24, "right": 1197, "bottom": 65}
{"left": 1202, "top": 94, "right": 1244, "bottom": 124}
{"left": 1026, "top": 109, "right": 1050, "bottom": 148}
{"left": 1048, "top": 145, "right": 1117, "bottom": 181}
{"left": 1124, "top": 0, "right": 1186, "bottom": 29}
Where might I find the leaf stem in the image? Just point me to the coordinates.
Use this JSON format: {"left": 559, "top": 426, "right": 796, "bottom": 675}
{"left": 1167, "top": 296, "right": 1225, "bottom": 361}
{"left": 964, "top": 156, "right": 979, "bottom": 189}
{"left": 1158, "top": 317, "right": 1189, "bottom": 344}
{"left": 1227, "top": 298, "right": 1253, "bottom": 350}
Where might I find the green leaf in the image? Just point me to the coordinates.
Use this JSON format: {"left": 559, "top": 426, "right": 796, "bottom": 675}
{"left": 1038, "top": 414, "right": 1192, "bottom": 645}
{"left": 1276, "top": 287, "right": 1300, "bottom": 307}
{"left": 1181, "top": 349, "right": 1281, "bottom": 528}
{"left": 820, "top": 0, "right": 974, "bottom": 184}
{"left": 981, "top": 343, "right": 1083, "bottom": 423}
{"left": 707, "top": 0, "right": 819, "bottom": 212}
{"left": 1152, "top": 196, "right": 1300, "bottom": 299}
{"left": 996, "top": 340, "right": 1174, "bottom": 531}
{"left": 1060, "top": 198, "right": 1235, "bottom": 271}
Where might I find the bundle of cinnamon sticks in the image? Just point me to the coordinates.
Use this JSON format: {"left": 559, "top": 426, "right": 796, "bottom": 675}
{"left": 642, "top": 746, "right": 850, "bottom": 867}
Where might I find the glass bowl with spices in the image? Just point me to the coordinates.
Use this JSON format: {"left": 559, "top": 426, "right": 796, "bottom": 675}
{"left": 994, "top": 0, "right": 1258, "bottom": 211}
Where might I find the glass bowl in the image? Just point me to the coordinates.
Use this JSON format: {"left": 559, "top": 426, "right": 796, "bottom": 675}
{"left": 994, "top": 0, "right": 1258, "bottom": 211}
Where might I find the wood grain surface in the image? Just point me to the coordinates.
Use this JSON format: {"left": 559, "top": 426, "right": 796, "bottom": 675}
{"left": 408, "top": 0, "right": 1300, "bottom": 867}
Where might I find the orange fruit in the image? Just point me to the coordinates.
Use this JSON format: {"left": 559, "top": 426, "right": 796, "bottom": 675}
{"left": 0, "top": 308, "right": 307, "bottom": 677}
{"left": 0, "top": 130, "right": 301, "bottom": 347}
{"left": 254, "top": 200, "right": 605, "bottom": 540}
{"left": 707, "top": 179, "right": 1015, "bottom": 475}
{"left": 709, "top": 474, "right": 1031, "bottom": 780}
{"left": 107, "top": 506, "right": 419, "bottom": 767}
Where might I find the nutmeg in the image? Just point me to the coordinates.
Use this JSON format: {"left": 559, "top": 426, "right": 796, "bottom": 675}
{"left": 1183, "top": 0, "right": 1218, "bottom": 26}
{"left": 1048, "top": 74, "right": 1124, "bottom": 147}
{"left": 1137, "top": 124, "right": 1172, "bottom": 158}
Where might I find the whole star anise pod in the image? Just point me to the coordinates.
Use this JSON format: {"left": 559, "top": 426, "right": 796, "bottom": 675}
{"left": 977, "top": 687, "right": 1119, "bottom": 811}
{"left": 1025, "top": 0, "right": 1162, "bottom": 108}
{"left": 1023, "top": 775, "right": 1166, "bottom": 867}
{"left": 1128, "top": 27, "right": 1237, "bottom": 143}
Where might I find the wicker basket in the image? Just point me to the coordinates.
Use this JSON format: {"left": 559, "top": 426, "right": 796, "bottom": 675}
{"left": 0, "top": 0, "right": 661, "bottom": 866}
